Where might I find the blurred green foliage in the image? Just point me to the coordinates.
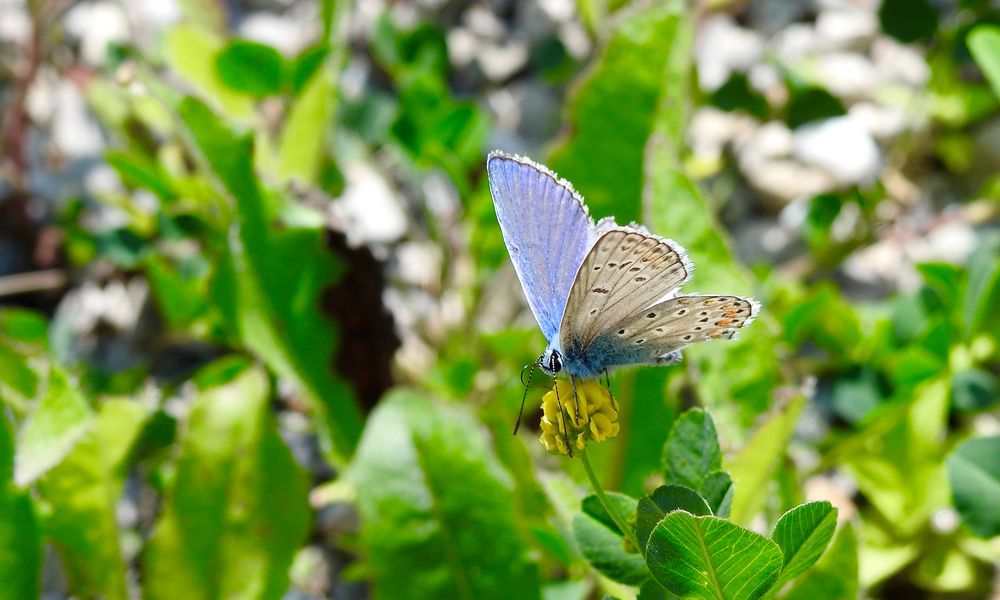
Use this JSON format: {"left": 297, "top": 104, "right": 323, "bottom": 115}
{"left": 1, "top": 0, "right": 999, "bottom": 599}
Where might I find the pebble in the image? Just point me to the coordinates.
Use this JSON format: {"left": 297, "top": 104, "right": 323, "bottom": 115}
{"left": 330, "top": 161, "right": 407, "bottom": 245}
{"left": 64, "top": 1, "right": 131, "bottom": 66}
{"left": 696, "top": 15, "right": 764, "bottom": 92}
{"left": 815, "top": 9, "right": 878, "bottom": 51}
{"left": 793, "top": 116, "right": 881, "bottom": 186}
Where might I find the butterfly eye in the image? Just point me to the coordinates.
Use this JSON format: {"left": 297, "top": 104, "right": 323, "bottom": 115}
{"left": 548, "top": 351, "right": 562, "bottom": 373}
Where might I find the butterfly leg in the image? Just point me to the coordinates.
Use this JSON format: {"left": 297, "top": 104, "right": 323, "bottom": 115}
{"left": 513, "top": 362, "right": 537, "bottom": 435}
{"left": 569, "top": 375, "right": 583, "bottom": 425}
{"left": 602, "top": 368, "right": 617, "bottom": 412}
{"left": 555, "top": 380, "right": 573, "bottom": 457}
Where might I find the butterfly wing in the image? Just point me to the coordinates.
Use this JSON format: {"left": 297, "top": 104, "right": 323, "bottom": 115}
{"left": 487, "top": 151, "right": 593, "bottom": 341}
{"left": 604, "top": 295, "right": 760, "bottom": 366}
{"left": 559, "top": 227, "right": 692, "bottom": 354}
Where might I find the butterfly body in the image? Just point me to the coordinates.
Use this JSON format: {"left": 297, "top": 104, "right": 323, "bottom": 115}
{"left": 487, "top": 151, "right": 758, "bottom": 382}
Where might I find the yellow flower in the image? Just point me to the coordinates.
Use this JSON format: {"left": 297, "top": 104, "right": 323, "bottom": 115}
{"left": 539, "top": 379, "right": 619, "bottom": 455}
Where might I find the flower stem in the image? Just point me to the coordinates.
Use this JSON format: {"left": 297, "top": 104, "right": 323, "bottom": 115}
{"left": 579, "top": 447, "right": 640, "bottom": 551}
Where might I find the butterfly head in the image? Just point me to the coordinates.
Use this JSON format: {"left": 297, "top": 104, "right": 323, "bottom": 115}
{"left": 539, "top": 347, "right": 562, "bottom": 376}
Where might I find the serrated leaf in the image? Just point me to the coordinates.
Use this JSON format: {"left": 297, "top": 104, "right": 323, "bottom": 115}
{"left": 36, "top": 399, "right": 147, "bottom": 600}
{"left": 14, "top": 366, "right": 91, "bottom": 486}
{"left": 782, "top": 524, "right": 858, "bottom": 600}
{"left": 646, "top": 512, "right": 783, "bottom": 600}
{"left": 352, "top": 390, "right": 541, "bottom": 600}
{"left": 636, "top": 485, "right": 711, "bottom": 551}
{"left": 144, "top": 359, "right": 309, "bottom": 600}
{"left": 946, "top": 436, "right": 1000, "bottom": 538}
{"left": 178, "top": 96, "right": 363, "bottom": 464}
{"left": 662, "top": 408, "right": 721, "bottom": 491}
{"left": 767, "top": 501, "right": 837, "bottom": 595}
{"left": 726, "top": 395, "right": 805, "bottom": 525}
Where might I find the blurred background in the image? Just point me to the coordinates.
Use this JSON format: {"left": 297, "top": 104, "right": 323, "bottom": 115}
{"left": 1, "top": 0, "right": 999, "bottom": 598}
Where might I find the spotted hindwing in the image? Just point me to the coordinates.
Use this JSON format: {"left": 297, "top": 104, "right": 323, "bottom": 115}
{"left": 611, "top": 295, "right": 759, "bottom": 363}
{"left": 559, "top": 228, "right": 691, "bottom": 351}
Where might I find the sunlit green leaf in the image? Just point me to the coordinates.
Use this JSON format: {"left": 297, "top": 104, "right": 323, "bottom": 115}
{"left": 14, "top": 367, "right": 91, "bottom": 486}
{"left": 0, "top": 413, "right": 41, "bottom": 600}
{"left": 636, "top": 485, "right": 711, "bottom": 551}
{"left": 145, "top": 359, "right": 309, "bottom": 600}
{"left": 164, "top": 25, "right": 253, "bottom": 117}
{"left": 178, "top": 96, "right": 362, "bottom": 464}
{"left": 783, "top": 524, "right": 858, "bottom": 600}
{"left": 574, "top": 508, "right": 649, "bottom": 586}
{"left": 548, "top": 1, "right": 686, "bottom": 223}
{"left": 36, "top": 399, "right": 147, "bottom": 600}
{"left": 968, "top": 25, "right": 1000, "bottom": 99}
{"left": 767, "top": 501, "right": 838, "bottom": 594}
{"left": 352, "top": 390, "right": 541, "bottom": 600}
{"left": 646, "top": 512, "right": 783, "bottom": 600}
{"left": 725, "top": 395, "right": 805, "bottom": 525}
{"left": 277, "top": 66, "right": 332, "bottom": 184}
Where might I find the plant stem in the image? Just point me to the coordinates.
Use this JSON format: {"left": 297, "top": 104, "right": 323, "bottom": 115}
{"left": 579, "top": 447, "right": 640, "bottom": 551}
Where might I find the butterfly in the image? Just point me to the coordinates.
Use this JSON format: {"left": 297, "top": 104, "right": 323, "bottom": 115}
{"left": 487, "top": 150, "right": 759, "bottom": 385}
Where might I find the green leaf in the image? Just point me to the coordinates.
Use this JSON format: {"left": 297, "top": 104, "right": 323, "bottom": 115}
{"left": 701, "top": 471, "right": 734, "bottom": 518}
{"left": 178, "top": 96, "right": 362, "bottom": 464}
{"left": 782, "top": 524, "right": 858, "bottom": 600}
{"left": 837, "top": 378, "right": 950, "bottom": 545}
{"left": 352, "top": 390, "right": 541, "bottom": 600}
{"left": 950, "top": 368, "right": 999, "bottom": 413}
{"left": 164, "top": 25, "right": 254, "bottom": 118}
{"left": 636, "top": 485, "right": 711, "bottom": 551}
{"left": 646, "top": 512, "right": 783, "bottom": 600}
{"left": 969, "top": 25, "right": 1000, "bottom": 99}
{"left": 662, "top": 408, "right": 721, "bottom": 491}
{"left": 962, "top": 233, "right": 1000, "bottom": 337}
{"left": 946, "top": 436, "right": 1000, "bottom": 538}
{"left": 573, "top": 510, "right": 649, "bottom": 586}
{"left": 582, "top": 492, "right": 636, "bottom": 536}
{"left": 144, "top": 358, "right": 310, "bottom": 600}
{"left": 105, "top": 150, "right": 177, "bottom": 201}
{"left": 547, "top": 1, "right": 686, "bottom": 223}
{"left": 14, "top": 366, "right": 91, "bottom": 486}
{"left": 35, "top": 399, "right": 147, "bottom": 600}
{"left": 0, "top": 413, "right": 41, "bottom": 600}
{"left": 725, "top": 395, "right": 805, "bottom": 526}
{"left": 277, "top": 66, "right": 332, "bottom": 184}
{"left": 878, "top": 0, "right": 938, "bottom": 43}
{"left": 215, "top": 40, "right": 286, "bottom": 97}
{"left": 767, "top": 501, "right": 837, "bottom": 594}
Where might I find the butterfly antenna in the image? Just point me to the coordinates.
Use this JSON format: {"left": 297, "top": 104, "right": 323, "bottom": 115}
{"left": 603, "top": 368, "right": 617, "bottom": 412}
{"left": 513, "top": 362, "right": 537, "bottom": 435}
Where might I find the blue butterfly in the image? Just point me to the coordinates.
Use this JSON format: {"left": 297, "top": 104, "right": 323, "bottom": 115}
{"left": 487, "top": 150, "right": 759, "bottom": 384}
